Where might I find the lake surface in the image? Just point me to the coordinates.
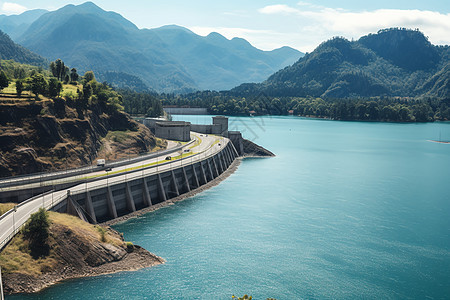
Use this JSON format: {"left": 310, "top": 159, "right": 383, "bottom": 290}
{"left": 11, "top": 116, "right": 450, "bottom": 299}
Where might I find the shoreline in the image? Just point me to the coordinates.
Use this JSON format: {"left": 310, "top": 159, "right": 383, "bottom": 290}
{"left": 103, "top": 158, "right": 243, "bottom": 226}
{"left": 4, "top": 246, "right": 164, "bottom": 295}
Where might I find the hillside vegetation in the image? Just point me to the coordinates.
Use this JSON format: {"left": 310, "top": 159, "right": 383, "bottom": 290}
{"left": 0, "top": 30, "right": 47, "bottom": 67}
{"left": 162, "top": 28, "right": 450, "bottom": 122}
{"left": 232, "top": 28, "right": 450, "bottom": 99}
{"left": 0, "top": 59, "right": 166, "bottom": 177}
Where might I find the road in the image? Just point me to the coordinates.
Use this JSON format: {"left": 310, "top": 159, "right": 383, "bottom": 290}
{"left": 0, "top": 133, "right": 215, "bottom": 192}
{"left": 0, "top": 133, "right": 229, "bottom": 250}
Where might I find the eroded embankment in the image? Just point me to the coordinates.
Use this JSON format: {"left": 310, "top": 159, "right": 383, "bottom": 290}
{"left": 0, "top": 212, "right": 164, "bottom": 294}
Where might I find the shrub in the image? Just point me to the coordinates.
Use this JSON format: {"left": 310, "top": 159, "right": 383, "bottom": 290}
{"left": 97, "top": 226, "right": 107, "bottom": 242}
{"left": 125, "top": 241, "right": 134, "bottom": 252}
{"left": 22, "top": 208, "right": 50, "bottom": 258}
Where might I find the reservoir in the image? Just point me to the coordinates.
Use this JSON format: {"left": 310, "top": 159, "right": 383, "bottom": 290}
{"left": 11, "top": 116, "right": 450, "bottom": 299}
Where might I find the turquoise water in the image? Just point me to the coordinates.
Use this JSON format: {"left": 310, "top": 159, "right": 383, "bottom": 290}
{"left": 10, "top": 117, "right": 450, "bottom": 299}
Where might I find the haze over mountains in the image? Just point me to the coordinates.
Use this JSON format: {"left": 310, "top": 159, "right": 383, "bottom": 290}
{"left": 232, "top": 28, "right": 450, "bottom": 99}
{"left": 0, "top": 1, "right": 302, "bottom": 93}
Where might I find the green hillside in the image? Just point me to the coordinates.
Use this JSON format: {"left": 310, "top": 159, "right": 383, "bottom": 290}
{"left": 232, "top": 28, "right": 450, "bottom": 99}
{"left": 0, "top": 30, "right": 47, "bottom": 67}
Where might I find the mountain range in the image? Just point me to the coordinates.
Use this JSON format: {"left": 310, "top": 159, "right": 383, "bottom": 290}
{"left": 232, "top": 28, "right": 450, "bottom": 99}
{"left": 0, "top": 2, "right": 302, "bottom": 93}
{"left": 0, "top": 29, "right": 47, "bottom": 67}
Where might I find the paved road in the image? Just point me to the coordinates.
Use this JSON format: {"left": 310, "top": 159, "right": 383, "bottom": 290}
{"left": 0, "top": 133, "right": 215, "bottom": 192}
{"left": 0, "top": 133, "right": 229, "bottom": 250}
{"left": 0, "top": 140, "right": 182, "bottom": 190}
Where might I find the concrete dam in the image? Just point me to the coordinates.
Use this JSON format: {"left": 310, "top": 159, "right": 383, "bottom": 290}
{"left": 0, "top": 116, "right": 246, "bottom": 250}
{"left": 53, "top": 139, "right": 238, "bottom": 223}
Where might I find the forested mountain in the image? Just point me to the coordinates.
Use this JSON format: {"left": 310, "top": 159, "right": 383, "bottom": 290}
{"left": 232, "top": 28, "right": 450, "bottom": 99}
{"left": 0, "top": 30, "right": 47, "bottom": 67}
{"left": 11, "top": 2, "right": 302, "bottom": 93}
{"left": 0, "top": 9, "right": 47, "bottom": 40}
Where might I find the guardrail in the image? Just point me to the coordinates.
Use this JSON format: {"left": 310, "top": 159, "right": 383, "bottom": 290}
{"left": 0, "top": 139, "right": 195, "bottom": 190}
{"left": 64, "top": 138, "right": 229, "bottom": 198}
{"left": 0, "top": 137, "right": 228, "bottom": 251}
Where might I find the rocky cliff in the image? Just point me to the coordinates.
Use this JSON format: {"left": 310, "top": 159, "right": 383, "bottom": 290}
{"left": 0, "top": 98, "right": 165, "bottom": 177}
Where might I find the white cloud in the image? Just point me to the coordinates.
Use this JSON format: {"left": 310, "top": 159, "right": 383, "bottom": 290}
{"left": 257, "top": 5, "right": 450, "bottom": 51}
{"left": 258, "top": 5, "right": 300, "bottom": 15}
{"left": 1, "top": 2, "right": 27, "bottom": 15}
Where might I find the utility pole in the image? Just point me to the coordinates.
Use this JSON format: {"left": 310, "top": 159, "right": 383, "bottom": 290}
{"left": 0, "top": 265, "right": 4, "bottom": 300}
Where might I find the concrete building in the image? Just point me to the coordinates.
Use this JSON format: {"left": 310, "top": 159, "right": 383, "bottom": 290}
{"left": 155, "top": 121, "right": 191, "bottom": 142}
{"left": 144, "top": 116, "right": 230, "bottom": 140}
{"left": 212, "top": 116, "right": 228, "bottom": 137}
{"left": 190, "top": 116, "right": 229, "bottom": 137}
{"left": 143, "top": 117, "right": 166, "bottom": 134}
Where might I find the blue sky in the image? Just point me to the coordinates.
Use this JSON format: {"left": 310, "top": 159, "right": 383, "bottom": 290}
{"left": 1, "top": 0, "right": 449, "bottom": 52}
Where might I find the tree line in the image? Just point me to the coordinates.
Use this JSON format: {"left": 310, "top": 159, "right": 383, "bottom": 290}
{"left": 119, "top": 89, "right": 163, "bottom": 117}
{"left": 160, "top": 91, "right": 450, "bottom": 122}
{"left": 0, "top": 59, "right": 127, "bottom": 116}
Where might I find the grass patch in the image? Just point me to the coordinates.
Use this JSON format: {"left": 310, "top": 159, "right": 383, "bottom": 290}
{"left": 62, "top": 83, "right": 81, "bottom": 94}
{"left": 105, "top": 131, "right": 132, "bottom": 143}
{"left": 2, "top": 82, "right": 16, "bottom": 94}
{"left": 0, "top": 211, "right": 124, "bottom": 276}
{"left": 153, "top": 138, "right": 167, "bottom": 152}
{"left": 0, "top": 203, "right": 15, "bottom": 216}
{"left": 0, "top": 230, "right": 58, "bottom": 277}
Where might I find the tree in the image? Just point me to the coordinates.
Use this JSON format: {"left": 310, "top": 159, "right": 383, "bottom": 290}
{"left": 16, "top": 79, "right": 24, "bottom": 97}
{"left": 81, "top": 82, "right": 93, "bottom": 108}
{"left": 70, "top": 68, "right": 79, "bottom": 82}
{"left": 50, "top": 61, "right": 57, "bottom": 77}
{"left": 55, "top": 59, "right": 63, "bottom": 80}
{"left": 31, "top": 73, "right": 48, "bottom": 99}
{"left": 63, "top": 65, "right": 69, "bottom": 81}
{"left": 84, "top": 71, "right": 95, "bottom": 83}
{"left": 48, "top": 78, "right": 62, "bottom": 97}
{"left": 0, "top": 70, "right": 10, "bottom": 91}
{"left": 14, "top": 67, "right": 26, "bottom": 79}
{"left": 23, "top": 208, "right": 50, "bottom": 258}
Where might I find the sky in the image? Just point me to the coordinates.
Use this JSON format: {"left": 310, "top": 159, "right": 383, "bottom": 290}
{"left": 1, "top": 0, "right": 450, "bottom": 52}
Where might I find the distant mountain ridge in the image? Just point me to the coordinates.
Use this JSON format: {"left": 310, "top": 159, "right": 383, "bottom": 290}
{"left": 6, "top": 2, "right": 302, "bottom": 93}
{"left": 232, "top": 28, "right": 450, "bottom": 99}
{"left": 0, "top": 9, "right": 48, "bottom": 39}
{"left": 0, "top": 30, "right": 47, "bottom": 67}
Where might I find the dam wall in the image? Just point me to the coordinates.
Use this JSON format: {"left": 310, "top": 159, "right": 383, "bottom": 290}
{"left": 163, "top": 107, "right": 208, "bottom": 115}
{"left": 51, "top": 141, "right": 239, "bottom": 223}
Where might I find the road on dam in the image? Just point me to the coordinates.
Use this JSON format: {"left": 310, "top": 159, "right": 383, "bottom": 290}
{"left": 0, "top": 133, "right": 214, "bottom": 192}
{"left": 0, "top": 133, "right": 229, "bottom": 250}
